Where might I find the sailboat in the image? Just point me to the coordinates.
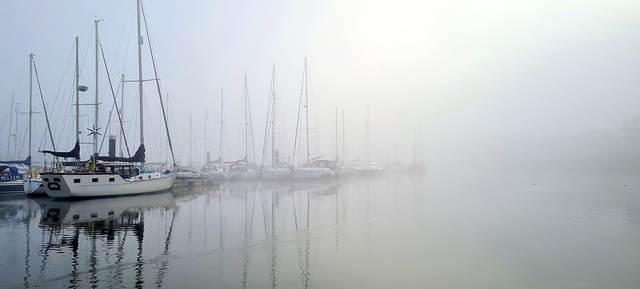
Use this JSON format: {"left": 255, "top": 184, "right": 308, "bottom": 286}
{"left": 40, "top": 1, "right": 176, "bottom": 198}
{"left": 200, "top": 89, "right": 226, "bottom": 181}
{"left": 292, "top": 59, "right": 337, "bottom": 179}
{"left": 23, "top": 53, "right": 44, "bottom": 194}
{"left": 0, "top": 161, "right": 30, "bottom": 194}
{"left": 354, "top": 105, "right": 383, "bottom": 175}
{"left": 224, "top": 76, "right": 259, "bottom": 180}
{"left": 0, "top": 54, "right": 40, "bottom": 194}
{"left": 408, "top": 128, "right": 427, "bottom": 173}
{"left": 260, "top": 64, "right": 293, "bottom": 180}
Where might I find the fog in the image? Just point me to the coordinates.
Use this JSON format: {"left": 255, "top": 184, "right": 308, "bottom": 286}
{"left": 1, "top": 0, "right": 640, "bottom": 172}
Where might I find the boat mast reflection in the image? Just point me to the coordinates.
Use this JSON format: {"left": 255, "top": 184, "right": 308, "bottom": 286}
{"left": 36, "top": 193, "right": 176, "bottom": 288}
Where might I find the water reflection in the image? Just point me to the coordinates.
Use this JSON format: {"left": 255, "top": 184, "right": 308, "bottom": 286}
{"left": 0, "top": 175, "right": 429, "bottom": 288}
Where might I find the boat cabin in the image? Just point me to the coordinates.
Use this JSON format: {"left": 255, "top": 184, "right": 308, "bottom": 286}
{"left": 97, "top": 162, "right": 138, "bottom": 179}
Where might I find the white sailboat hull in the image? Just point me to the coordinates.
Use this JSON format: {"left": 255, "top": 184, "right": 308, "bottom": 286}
{"left": 292, "top": 167, "right": 335, "bottom": 179}
{"left": 23, "top": 176, "right": 43, "bottom": 194}
{"left": 223, "top": 170, "right": 258, "bottom": 180}
{"left": 204, "top": 170, "right": 225, "bottom": 180}
{"left": 41, "top": 172, "right": 175, "bottom": 198}
{"left": 261, "top": 168, "right": 293, "bottom": 180}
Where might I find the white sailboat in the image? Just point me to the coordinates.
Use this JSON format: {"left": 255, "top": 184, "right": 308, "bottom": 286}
{"left": 353, "top": 105, "right": 383, "bottom": 175}
{"left": 292, "top": 59, "right": 336, "bottom": 179}
{"left": 23, "top": 53, "right": 43, "bottom": 194}
{"left": 201, "top": 89, "right": 226, "bottom": 180}
{"left": 40, "top": 1, "right": 176, "bottom": 198}
{"left": 224, "top": 76, "right": 259, "bottom": 180}
{"left": 260, "top": 64, "right": 293, "bottom": 180}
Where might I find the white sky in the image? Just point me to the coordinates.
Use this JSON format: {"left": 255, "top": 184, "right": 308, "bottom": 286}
{"left": 1, "top": 0, "right": 639, "bottom": 167}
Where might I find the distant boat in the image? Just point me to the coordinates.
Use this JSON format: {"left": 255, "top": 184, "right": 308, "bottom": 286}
{"left": 40, "top": 2, "right": 176, "bottom": 198}
{"left": 2, "top": 54, "right": 40, "bottom": 194}
{"left": 224, "top": 76, "right": 259, "bottom": 180}
{"left": 408, "top": 128, "right": 427, "bottom": 173}
{"left": 260, "top": 64, "right": 293, "bottom": 180}
{"left": 23, "top": 53, "right": 47, "bottom": 194}
{"left": 174, "top": 167, "right": 207, "bottom": 183}
{"left": 200, "top": 89, "right": 226, "bottom": 181}
{"left": 292, "top": 59, "right": 336, "bottom": 179}
{"left": 201, "top": 162, "right": 225, "bottom": 181}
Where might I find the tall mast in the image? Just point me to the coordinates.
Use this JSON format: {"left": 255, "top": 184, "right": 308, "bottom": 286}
{"left": 7, "top": 92, "right": 14, "bottom": 158}
{"left": 75, "top": 36, "right": 80, "bottom": 159}
{"left": 219, "top": 88, "right": 224, "bottom": 165}
{"left": 136, "top": 0, "right": 144, "bottom": 151}
{"left": 165, "top": 93, "right": 169, "bottom": 163}
{"left": 244, "top": 75, "right": 249, "bottom": 162}
{"left": 366, "top": 104, "right": 370, "bottom": 165}
{"left": 304, "top": 58, "right": 309, "bottom": 164}
{"left": 93, "top": 20, "right": 100, "bottom": 158}
{"left": 271, "top": 64, "right": 276, "bottom": 167}
{"left": 335, "top": 106, "right": 338, "bottom": 162}
{"left": 204, "top": 108, "right": 208, "bottom": 165}
{"left": 119, "top": 74, "right": 125, "bottom": 157}
{"left": 28, "top": 53, "right": 33, "bottom": 172}
{"left": 189, "top": 113, "right": 193, "bottom": 167}
{"left": 342, "top": 107, "right": 347, "bottom": 164}
{"left": 14, "top": 103, "right": 19, "bottom": 157}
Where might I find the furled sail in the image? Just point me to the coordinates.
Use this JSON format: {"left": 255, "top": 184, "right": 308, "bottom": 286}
{"left": 42, "top": 142, "right": 80, "bottom": 159}
{"left": 96, "top": 144, "right": 145, "bottom": 163}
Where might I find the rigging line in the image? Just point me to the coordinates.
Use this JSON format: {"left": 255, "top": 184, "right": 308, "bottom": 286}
{"left": 97, "top": 101, "right": 115, "bottom": 154}
{"left": 293, "top": 62, "right": 306, "bottom": 165}
{"left": 33, "top": 58, "right": 56, "bottom": 151}
{"left": 246, "top": 78, "right": 257, "bottom": 164}
{"left": 143, "top": 96, "right": 160, "bottom": 162}
{"left": 141, "top": 0, "right": 176, "bottom": 166}
{"left": 100, "top": 43, "right": 131, "bottom": 157}
{"left": 18, "top": 123, "right": 28, "bottom": 158}
{"left": 50, "top": 41, "right": 75, "bottom": 145}
{"left": 261, "top": 72, "right": 274, "bottom": 168}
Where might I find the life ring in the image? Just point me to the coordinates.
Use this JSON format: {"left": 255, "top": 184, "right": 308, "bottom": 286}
{"left": 85, "top": 161, "right": 95, "bottom": 171}
{"left": 31, "top": 169, "right": 39, "bottom": 178}
{"left": 56, "top": 162, "right": 64, "bottom": 172}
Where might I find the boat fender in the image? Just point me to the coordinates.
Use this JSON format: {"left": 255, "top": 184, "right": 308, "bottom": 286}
{"left": 31, "top": 169, "right": 39, "bottom": 178}
{"left": 56, "top": 162, "right": 64, "bottom": 172}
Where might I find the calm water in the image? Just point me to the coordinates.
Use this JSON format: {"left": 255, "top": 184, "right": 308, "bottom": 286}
{"left": 1, "top": 171, "right": 640, "bottom": 288}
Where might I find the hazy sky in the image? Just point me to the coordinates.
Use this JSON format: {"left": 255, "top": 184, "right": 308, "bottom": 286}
{"left": 1, "top": 0, "right": 639, "bottom": 167}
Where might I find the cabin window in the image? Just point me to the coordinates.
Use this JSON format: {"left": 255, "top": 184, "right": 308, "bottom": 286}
{"left": 108, "top": 211, "right": 114, "bottom": 216}
{"left": 73, "top": 214, "right": 80, "bottom": 220}
{"left": 74, "top": 179, "right": 80, "bottom": 183}
{"left": 43, "top": 178, "right": 49, "bottom": 182}
{"left": 92, "top": 178, "right": 98, "bottom": 183}
{"left": 91, "top": 213, "right": 98, "bottom": 218}
{"left": 54, "top": 178, "right": 61, "bottom": 182}
{"left": 109, "top": 177, "right": 115, "bottom": 182}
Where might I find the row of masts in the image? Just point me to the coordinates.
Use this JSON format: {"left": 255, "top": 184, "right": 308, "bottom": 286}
{"left": 63, "top": 0, "right": 172, "bottom": 167}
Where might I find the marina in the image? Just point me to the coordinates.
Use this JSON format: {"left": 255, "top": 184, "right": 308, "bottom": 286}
{"left": 2, "top": 0, "right": 640, "bottom": 287}
{"left": 2, "top": 171, "right": 640, "bottom": 288}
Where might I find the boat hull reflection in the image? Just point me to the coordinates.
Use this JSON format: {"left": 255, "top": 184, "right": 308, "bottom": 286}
{"left": 40, "top": 192, "right": 176, "bottom": 226}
